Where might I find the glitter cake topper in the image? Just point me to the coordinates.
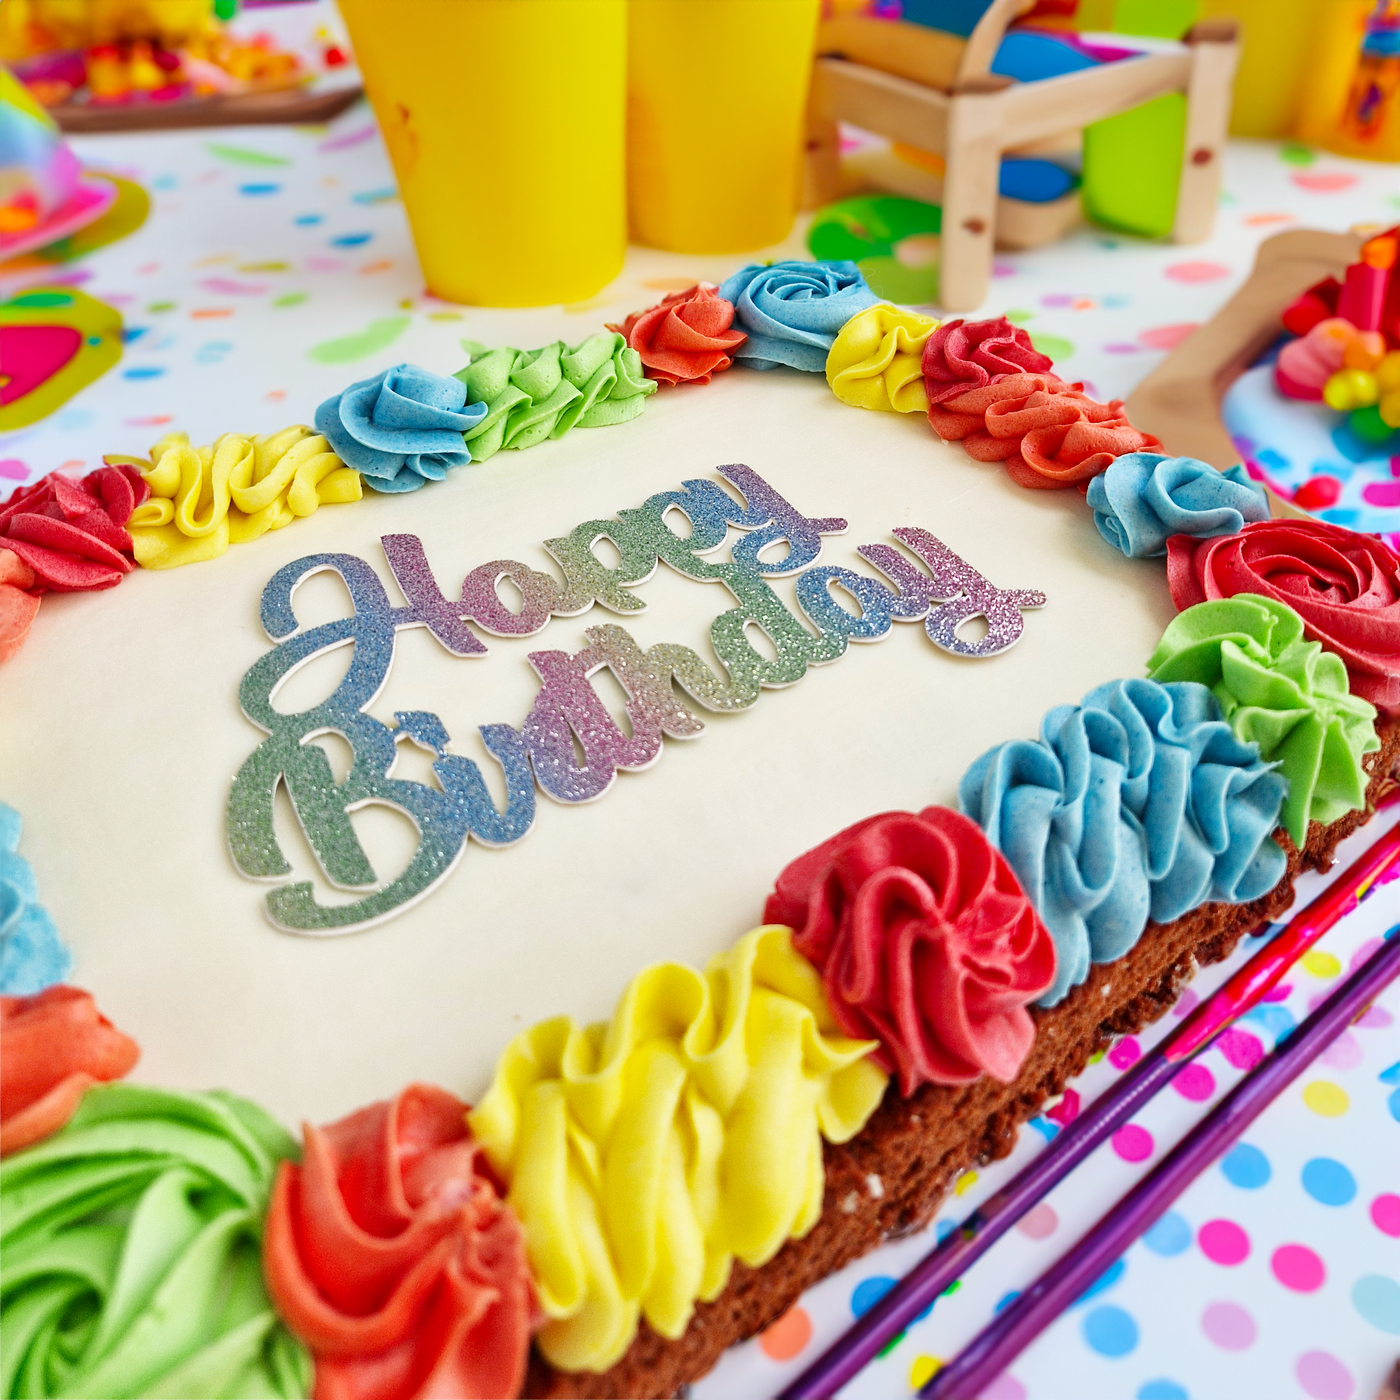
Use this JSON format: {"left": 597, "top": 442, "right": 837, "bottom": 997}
{"left": 227, "top": 466, "right": 1045, "bottom": 934}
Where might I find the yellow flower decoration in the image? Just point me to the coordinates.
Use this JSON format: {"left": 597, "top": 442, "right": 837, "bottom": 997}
{"left": 126, "top": 427, "right": 362, "bottom": 569}
{"left": 469, "top": 926, "right": 887, "bottom": 1374}
{"left": 825, "top": 304, "right": 939, "bottom": 414}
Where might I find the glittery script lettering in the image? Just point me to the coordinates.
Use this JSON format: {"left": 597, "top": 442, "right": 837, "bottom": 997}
{"left": 228, "top": 468, "right": 1044, "bottom": 933}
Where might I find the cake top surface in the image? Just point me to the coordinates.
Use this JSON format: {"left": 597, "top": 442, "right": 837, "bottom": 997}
{"left": 2, "top": 365, "right": 1174, "bottom": 1124}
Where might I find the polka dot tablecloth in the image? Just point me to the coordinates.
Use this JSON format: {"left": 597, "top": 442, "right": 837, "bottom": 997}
{"left": 2, "top": 11, "right": 1398, "bottom": 1393}
{"left": 696, "top": 808, "right": 1400, "bottom": 1400}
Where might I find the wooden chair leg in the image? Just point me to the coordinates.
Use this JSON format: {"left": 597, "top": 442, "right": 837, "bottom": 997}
{"left": 1172, "top": 19, "right": 1240, "bottom": 245}
{"left": 940, "top": 86, "right": 1005, "bottom": 313}
{"left": 803, "top": 110, "right": 843, "bottom": 212}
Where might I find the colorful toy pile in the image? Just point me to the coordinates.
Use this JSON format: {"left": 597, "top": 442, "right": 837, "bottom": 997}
{"left": 2, "top": 0, "right": 307, "bottom": 111}
{"left": 1274, "top": 225, "right": 1400, "bottom": 453}
{"left": 3, "top": 259, "right": 1399, "bottom": 1399}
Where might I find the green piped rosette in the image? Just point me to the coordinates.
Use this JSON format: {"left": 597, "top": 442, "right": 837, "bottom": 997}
{"left": 456, "top": 330, "right": 656, "bottom": 462}
{"left": 1146, "top": 594, "right": 1380, "bottom": 846}
{"left": 0, "top": 1084, "right": 310, "bottom": 1400}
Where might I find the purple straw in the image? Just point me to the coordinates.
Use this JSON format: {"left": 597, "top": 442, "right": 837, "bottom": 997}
{"left": 780, "top": 819, "right": 1400, "bottom": 1400}
{"left": 777, "top": 985, "right": 1200, "bottom": 1400}
{"left": 923, "top": 930, "right": 1400, "bottom": 1399}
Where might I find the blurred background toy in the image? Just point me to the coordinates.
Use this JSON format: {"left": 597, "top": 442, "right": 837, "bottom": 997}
{"left": 803, "top": 0, "right": 1240, "bottom": 310}
{"left": 1, "top": 0, "right": 360, "bottom": 131}
{"left": 0, "top": 69, "right": 116, "bottom": 259}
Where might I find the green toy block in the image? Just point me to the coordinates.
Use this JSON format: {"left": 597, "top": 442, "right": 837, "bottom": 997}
{"left": 1082, "top": 92, "right": 1186, "bottom": 239}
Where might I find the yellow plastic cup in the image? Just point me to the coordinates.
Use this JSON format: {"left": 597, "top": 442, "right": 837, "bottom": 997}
{"left": 626, "top": 0, "right": 820, "bottom": 253}
{"left": 336, "top": 0, "right": 626, "bottom": 306}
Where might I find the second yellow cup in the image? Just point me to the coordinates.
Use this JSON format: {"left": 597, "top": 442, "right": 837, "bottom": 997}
{"left": 626, "top": 0, "right": 821, "bottom": 253}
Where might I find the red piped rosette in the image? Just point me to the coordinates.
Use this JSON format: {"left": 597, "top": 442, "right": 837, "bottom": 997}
{"left": 263, "top": 1083, "right": 534, "bottom": 1400}
{"left": 923, "top": 316, "right": 1054, "bottom": 404}
{"left": 0, "top": 986, "right": 140, "bottom": 1156}
{"left": 0, "top": 463, "right": 148, "bottom": 593}
{"left": 0, "top": 462, "right": 149, "bottom": 663}
{"left": 609, "top": 282, "right": 747, "bottom": 386}
{"left": 766, "top": 806, "right": 1057, "bottom": 1097}
{"left": 1167, "top": 518, "right": 1400, "bottom": 716}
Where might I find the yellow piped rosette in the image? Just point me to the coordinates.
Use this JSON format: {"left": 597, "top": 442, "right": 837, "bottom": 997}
{"left": 468, "top": 925, "right": 888, "bottom": 1373}
{"left": 825, "top": 304, "right": 939, "bottom": 414}
{"left": 122, "top": 427, "right": 362, "bottom": 569}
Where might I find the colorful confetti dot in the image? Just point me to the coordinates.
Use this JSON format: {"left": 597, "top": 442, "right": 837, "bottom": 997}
{"left": 1172, "top": 1063, "right": 1215, "bottom": 1102}
{"left": 1164, "top": 261, "right": 1230, "bottom": 283}
{"left": 909, "top": 1355, "right": 941, "bottom": 1388}
{"left": 1076, "top": 1259, "right": 1126, "bottom": 1304}
{"left": 1291, "top": 171, "right": 1359, "bottom": 192}
{"left": 1029, "top": 332, "right": 1073, "bottom": 361}
{"left": 1137, "top": 1381, "right": 1189, "bottom": 1400}
{"left": 1215, "top": 1026, "right": 1265, "bottom": 1071}
{"left": 977, "top": 1376, "right": 1026, "bottom": 1400}
{"left": 240, "top": 183, "right": 281, "bottom": 196}
{"left": 1112, "top": 1124, "right": 1153, "bottom": 1162}
{"left": 1352, "top": 1274, "right": 1400, "bottom": 1335}
{"left": 295, "top": 214, "right": 324, "bottom": 225}
{"left": 1198, "top": 1219, "right": 1250, "bottom": 1267}
{"left": 1320, "top": 1032, "right": 1363, "bottom": 1070}
{"left": 1016, "top": 1203, "right": 1058, "bottom": 1240}
{"left": 1370, "top": 1193, "right": 1400, "bottom": 1238}
{"left": 758, "top": 1304, "right": 811, "bottom": 1361}
{"left": 1083, "top": 1305, "right": 1138, "bottom": 1357}
{"left": 1302, "top": 1081, "right": 1349, "bottom": 1117}
{"left": 122, "top": 366, "right": 165, "bottom": 380}
{"left": 1201, "top": 1300, "right": 1256, "bottom": 1350}
{"left": 1171, "top": 988, "right": 1199, "bottom": 1019}
{"left": 208, "top": 142, "right": 289, "bottom": 167}
{"left": 1108, "top": 1036, "right": 1141, "bottom": 1069}
{"left": 1301, "top": 1157, "right": 1356, "bottom": 1206}
{"left": 1220, "top": 1143, "right": 1270, "bottom": 1189}
{"left": 330, "top": 231, "right": 373, "bottom": 247}
{"left": 1295, "top": 1351, "right": 1354, "bottom": 1400}
{"left": 954, "top": 1171, "right": 978, "bottom": 1197}
{"left": 1301, "top": 950, "right": 1341, "bottom": 978}
{"left": 1143, "top": 1212, "right": 1192, "bottom": 1257}
{"left": 1270, "top": 1244, "right": 1325, "bottom": 1293}
{"left": 0, "top": 459, "right": 29, "bottom": 480}
{"left": 1138, "top": 323, "right": 1198, "bottom": 350}
{"left": 851, "top": 1276, "right": 896, "bottom": 1317}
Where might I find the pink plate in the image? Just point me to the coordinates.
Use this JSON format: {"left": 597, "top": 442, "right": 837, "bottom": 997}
{"left": 0, "top": 175, "right": 118, "bottom": 262}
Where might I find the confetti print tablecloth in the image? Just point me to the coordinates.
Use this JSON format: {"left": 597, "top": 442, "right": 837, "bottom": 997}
{"left": 2, "top": 29, "right": 1399, "bottom": 1397}
{"left": 694, "top": 808, "right": 1400, "bottom": 1400}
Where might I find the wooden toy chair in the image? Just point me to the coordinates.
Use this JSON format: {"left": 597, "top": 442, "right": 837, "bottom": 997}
{"left": 806, "top": 0, "right": 1240, "bottom": 311}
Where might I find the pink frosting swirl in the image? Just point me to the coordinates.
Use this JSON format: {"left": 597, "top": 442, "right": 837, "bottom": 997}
{"left": 764, "top": 806, "right": 1056, "bottom": 1095}
{"left": 922, "top": 316, "right": 1054, "bottom": 405}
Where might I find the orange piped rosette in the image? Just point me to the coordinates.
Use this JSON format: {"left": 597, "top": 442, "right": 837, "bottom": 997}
{"left": 927, "top": 373, "right": 1162, "bottom": 490}
{"left": 263, "top": 1083, "right": 534, "bottom": 1400}
{"left": 608, "top": 282, "right": 746, "bottom": 386}
{"left": 0, "top": 985, "right": 140, "bottom": 1155}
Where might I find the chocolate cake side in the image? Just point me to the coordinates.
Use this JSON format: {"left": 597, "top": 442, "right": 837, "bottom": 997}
{"left": 528, "top": 720, "right": 1400, "bottom": 1400}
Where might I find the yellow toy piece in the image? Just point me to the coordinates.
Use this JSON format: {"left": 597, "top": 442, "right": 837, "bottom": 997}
{"left": 1323, "top": 368, "right": 1380, "bottom": 412}
{"left": 126, "top": 427, "right": 362, "bottom": 569}
{"left": 1376, "top": 350, "right": 1400, "bottom": 394}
